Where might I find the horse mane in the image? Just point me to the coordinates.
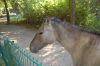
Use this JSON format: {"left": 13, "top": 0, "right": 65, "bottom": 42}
{"left": 50, "top": 17, "right": 100, "bottom": 36}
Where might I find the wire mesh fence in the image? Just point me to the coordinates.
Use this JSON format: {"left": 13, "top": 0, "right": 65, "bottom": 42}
{"left": 0, "top": 33, "right": 42, "bottom": 66}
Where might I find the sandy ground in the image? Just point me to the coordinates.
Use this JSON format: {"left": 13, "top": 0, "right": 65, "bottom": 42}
{"left": 0, "top": 24, "right": 73, "bottom": 66}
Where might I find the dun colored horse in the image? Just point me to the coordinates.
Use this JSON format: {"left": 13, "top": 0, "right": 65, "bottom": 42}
{"left": 30, "top": 17, "right": 100, "bottom": 66}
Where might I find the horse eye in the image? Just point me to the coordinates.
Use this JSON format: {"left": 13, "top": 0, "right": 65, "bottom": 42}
{"left": 39, "top": 32, "right": 43, "bottom": 34}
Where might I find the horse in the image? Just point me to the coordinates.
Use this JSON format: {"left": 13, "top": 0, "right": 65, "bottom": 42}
{"left": 30, "top": 17, "right": 100, "bottom": 66}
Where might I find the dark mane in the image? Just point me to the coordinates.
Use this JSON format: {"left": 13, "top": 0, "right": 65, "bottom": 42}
{"left": 50, "top": 17, "right": 100, "bottom": 36}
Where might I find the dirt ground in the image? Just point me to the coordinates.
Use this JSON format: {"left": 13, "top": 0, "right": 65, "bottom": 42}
{"left": 0, "top": 24, "right": 73, "bottom": 66}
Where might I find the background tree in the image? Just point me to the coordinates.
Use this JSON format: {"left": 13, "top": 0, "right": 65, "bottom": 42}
{"left": 0, "top": 0, "right": 99, "bottom": 32}
{"left": 3, "top": 0, "right": 10, "bottom": 24}
{"left": 69, "top": 0, "right": 76, "bottom": 24}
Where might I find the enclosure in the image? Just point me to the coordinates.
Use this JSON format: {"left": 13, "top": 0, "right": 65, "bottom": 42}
{"left": 0, "top": 0, "right": 100, "bottom": 66}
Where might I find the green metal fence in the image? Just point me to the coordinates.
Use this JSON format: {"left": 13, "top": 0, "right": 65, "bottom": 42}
{"left": 0, "top": 34, "right": 42, "bottom": 66}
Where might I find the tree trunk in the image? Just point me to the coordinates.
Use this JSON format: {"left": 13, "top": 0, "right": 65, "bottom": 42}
{"left": 69, "top": 0, "right": 76, "bottom": 24}
{"left": 3, "top": 0, "right": 10, "bottom": 24}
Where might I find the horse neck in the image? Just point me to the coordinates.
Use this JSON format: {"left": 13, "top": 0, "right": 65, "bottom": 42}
{"left": 53, "top": 22, "right": 77, "bottom": 52}
{"left": 53, "top": 22, "right": 84, "bottom": 65}
{"left": 53, "top": 22, "right": 100, "bottom": 66}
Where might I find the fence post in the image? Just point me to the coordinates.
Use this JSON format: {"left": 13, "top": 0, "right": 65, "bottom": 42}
{"left": 4, "top": 38, "right": 14, "bottom": 66}
{"left": 0, "top": 41, "right": 9, "bottom": 66}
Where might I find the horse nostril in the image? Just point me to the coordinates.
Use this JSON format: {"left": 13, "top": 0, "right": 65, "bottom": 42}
{"left": 39, "top": 32, "right": 43, "bottom": 34}
{"left": 30, "top": 47, "right": 38, "bottom": 53}
{"left": 33, "top": 49, "right": 38, "bottom": 53}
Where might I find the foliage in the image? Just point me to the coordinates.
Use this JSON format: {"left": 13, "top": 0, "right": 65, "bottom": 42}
{"left": 0, "top": 0, "right": 100, "bottom": 31}
{"left": 76, "top": 0, "right": 100, "bottom": 32}
{"left": 16, "top": 0, "right": 68, "bottom": 28}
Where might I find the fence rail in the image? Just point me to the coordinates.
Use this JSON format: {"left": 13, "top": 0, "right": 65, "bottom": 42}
{"left": 0, "top": 34, "right": 42, "bottom": 66}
